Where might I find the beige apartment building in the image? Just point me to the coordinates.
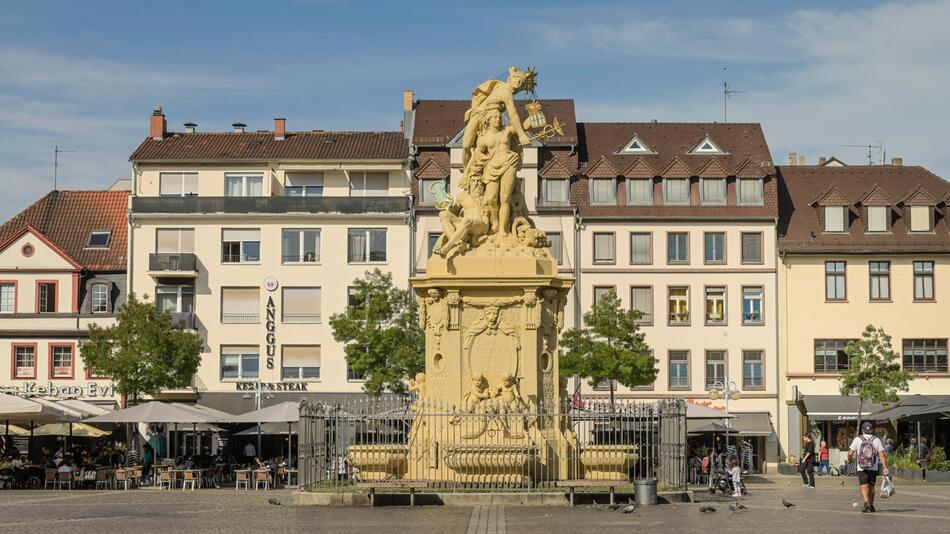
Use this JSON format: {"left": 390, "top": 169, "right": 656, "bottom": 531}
{"left": 127, "top": 110, "right": 411, "bottom": 410}
{"left": 778, "top": 163, "right": 950, "bottom": 463}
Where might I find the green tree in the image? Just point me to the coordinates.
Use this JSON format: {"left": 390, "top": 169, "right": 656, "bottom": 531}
{"left": 559, "top": 289, "right": 656, "bottom": 408}
{"left": 329, "top": 269, "right": 424, "bottom": 396}
{"left": 840, "top": 324, "right": 912, "bottom": 427}
{"left": 80, "top": 293, "right": 203, "bottom": 407}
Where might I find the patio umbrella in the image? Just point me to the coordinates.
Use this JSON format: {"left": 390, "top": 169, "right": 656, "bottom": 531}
{"left": 686, "top": 403, "right": 736, "bottom": 420}
{"left": 32, "top": 422, "right": 110, "bottom": 437}
{"left": 0, "top": 393, "right": 82, "bottom": 423}
{"left": 227, "top": 402, "right": 300, "bottom": 464}
{"left": 234, "top": 422, "right": 297, "bottom": 436}
{"left": 690, "top": 422, "right": 730, "bottom": 434}
{"left": 57, "top": 399, "right": 113, "bottom": 417}
{"left": 868, "top": 395, "right": 938, "bottom": 420}
{"left": 2, "top": 423, "right": 29, "bottom": 436}
{"left": 83, "top": 401, "right": 219, "bottom": 424}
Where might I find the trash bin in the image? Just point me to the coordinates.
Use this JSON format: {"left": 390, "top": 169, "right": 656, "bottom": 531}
{"left": 634, "top": 478, "right": 658, "bottom": 505}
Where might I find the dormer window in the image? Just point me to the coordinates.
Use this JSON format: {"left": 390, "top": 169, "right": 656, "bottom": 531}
{"left": 824, "top": 206, "right": 847, "bottom": 232}
{"left": 688, "top": 135, "right": 726, "bottom": 155}
{"left": 87, "top": 230, "right": 111, "bottom": 248}
{"left": 867, "top": 206, "right": 889, "bottom": 233}
{"left": 618, "top": 135, "right": 655, "bottom": 155}
{"left": 909, "top": 205, "right": 932, "bottom": 232}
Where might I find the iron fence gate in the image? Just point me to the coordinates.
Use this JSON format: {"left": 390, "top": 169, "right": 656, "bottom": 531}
{"left": 297, "top": 397, "right": 686, "bottom": 491}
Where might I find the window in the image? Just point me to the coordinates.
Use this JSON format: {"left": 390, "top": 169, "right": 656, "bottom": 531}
{"left": 281, "top": 346, "right": 321, "bottom": 381}
{"left": 594, "top": 378, "right": 615, "bottom": 391}
{"left": 741, "top": 232, "right": 763, "bottom": 264}
{"left": 282, "top": 287, "right": 321, "bottom": 324}
{"left": 668, "top": 351, "right": 690, "bottom": 389}
{"left": 220, "top": 346, "right": 259, "bottom": 380}
{"left": 825, "top": 261, "right": 847, "bottom": 300}
{"left": 224, "top": 173, "right": 263, "bottom": 197}
{"left": 815, "top": 339, "right": 851, "bottom": 373}
{"left": 914, "top": 261, "right": 935, "bottom": 300}
{"left": 742, "top": 287, "right": 763, "bottom": 324}
{"left": 156, "top": 228, "right": 195, "bottom": 253}
{"left": 91, "top": 283, "right": 109, "bottom": 313}
{"left": 619, "top": 136, "right": 653, "bottom": 154}
{"left": 869, "top": 261, "right": 891, "bottom": 301}
{"left": 347, "top": 287, "right": 362, "bottom": 308}
{"left": 668, "top": 287, "right": 689, "bottom": 324}
{"left": 909, "top": 205, "right": 932, "bottom": 232}
{"left": 285, "top": 172, "right": 324, "bottom": 197}
{"left": 629, "top": 232, "right": 652, "bottom": 264}
{"left": 667, "top": 232, "right": 689, "bottom": 263}
{"left": 737, "top": 179, "right": 763, "bottom": 205}
{"left": 548, "top": 232, "right": 563, "bottom": 264}
{"left": 221, "top": 288, "right": 260, "bottom": 323}
{"left": 159, "top": 172, "right": 198, "bottom": 197}
{"left": 347, "top": 360, "right": 365, "bottom": 381}
{"left": 593, "top": 233, "right": 615, "bottom": 264}
{"left": 13, "top": 344, "right": 35, "bottom": 379}
{"left": 593, "top": 286, "right": 615, "bottom": 306}
{"left": 664, "top": 179, "right": 689, "bottom": 205}
{"left": 0, "top": 283, "right": 14, "bottom": 313}
{"left": 705, "top": 351, "right": 726, "bottom": 390}
{"left": 419, "top": 179, "right": 447, "bottom": 205}
{"left": 704, "top": 232, "right": 725, "bottom": 263}
{"left": 347, "top": 228, "right": 387, "bottom": 263}
{"left": 626, "top": 178, "right": 653, "bottom": 205}
{"left": 867, "top": 206, "right": 888, "bottom": 232}
{"left": 427, "top": 232, "right": 440, "bottom": 257}
{"left": 221, "top": 229, "right": 260, "bottom": 263}
{"left": 156, "top": 285, "right": 194, "bottom": 314}
{"left": 902, "top": 339, "right": 948, "bottom": 373}
{"left": 704, "top": 287, "right": 726, "bottom": 324}
{"left": 701, "top": 179, "right": 726, "bottom": 205}
{"left": 543, "top": 179, "right": 570, "bottom": 205}
{"left": 590, "top": 179, "right": 617, "bottom": 205}
{"left": 691, "top": 136, "right": 724, "bottom": 154}
{"left": 743, "top": 351, "right": 764, "bottom": 389}
{"left": 50, "top": 345, "right": 73, "bottom": 378}
{"left": 350, "top": 172, "right": 389, "bottom": 196}
{"left": 823, "top": 206, "right": 846, "bottom": 232}
{"left": 86, "top": 231, "right": 111, "bottom": 248}
{"left": 630, "top": 286, "right": 653, "bottom": 325}
{"left": 282, "top": 229, "right": 321, "bottom": 263}
{"left": 37, "top": 282, "right": 56, "bottom": 313}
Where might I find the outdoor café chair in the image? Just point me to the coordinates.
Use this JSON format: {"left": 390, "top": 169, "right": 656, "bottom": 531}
{"left": 114, "top": 468, "right": 133, "bottom": 490}
{"left": 253, "top": 469, "right": 270, "bottom": 491}
{"left": 234, "top": 470, "right": 250, "bottom": 490}
{"left": 95, "top": 468, "right": 112, "bottom": 490}
{"left": 182, "top": 469, "right": 199, "bottom": 491}
{"left": 44, "top": 468, "right": 56, "bottom": 490}
{"left": 56, "top": 471, "right": 73, "bottom": 490}
{"left": 157, "top": 468, "right": 173, "bottom": 490}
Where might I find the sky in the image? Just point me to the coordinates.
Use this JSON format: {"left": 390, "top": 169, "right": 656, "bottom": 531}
{"left": 1, "top": 0, "right": 948, "bottom": 219}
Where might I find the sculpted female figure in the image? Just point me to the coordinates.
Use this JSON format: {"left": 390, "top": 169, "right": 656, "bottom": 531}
{"left": 464, "top": 108, "right": 522, "bottom": 235}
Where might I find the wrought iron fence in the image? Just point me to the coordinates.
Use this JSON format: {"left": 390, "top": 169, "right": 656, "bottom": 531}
{"left": 298, "top": 397, "right": 686, "bottom": 492}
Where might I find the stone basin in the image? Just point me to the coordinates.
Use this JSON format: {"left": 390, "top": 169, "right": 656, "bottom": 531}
{"left": 347, "top": 444, "right": 408, "bottom": 482}
{"left": 579, "top": 444, "right": 639, "bottom": 481}
{"left": 443, "top": 444, "right": 539, "bottom": 485}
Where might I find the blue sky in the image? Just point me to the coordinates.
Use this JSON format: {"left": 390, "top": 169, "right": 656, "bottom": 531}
{"left": 1, "top": 0, "right": 948, "bottom": 219}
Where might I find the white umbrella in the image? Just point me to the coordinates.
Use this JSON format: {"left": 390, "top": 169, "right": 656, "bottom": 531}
{"left": 2, "top": 423, "right": 29, "bottom": 436}
{"left": 234, "top": 422, "right": 297, "bottom": 436}
{"left": 32, "top": 422, "right": 111, "bottom": 437}
{"left": 58, "top": 399, "right": 113, "bottom": 417}
{"left": 0, "top": 393, "right": 82, "bottom": 423}
{"left": 84, "top": 401, "right": 218, "bottom": 424}
{"left": 226, "top": 402, "right": 300, "bottom": 423}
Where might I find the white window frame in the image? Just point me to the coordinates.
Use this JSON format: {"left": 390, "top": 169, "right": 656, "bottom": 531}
{"left": 626, "top": 178, "right": 653, "bottom": 205}
{"left": 867, "top": 206, "right": 888, "bottom": 233}
{"left": 914, "top": 260, "right": 935, "bottom": 301}
{"left": 281, "top": 345, "right": 321, "bottom": 381}
{"left": 700, "top": 178, "right": 726, "bottom": 205}
{"left": 668, "top": 286, "right": 690, "bottom": 325}
{"left": 282, "top": 287, "right": 321, "bottom": 324}
{"left": 592, "top": 232, "right": 615, "bottom": 264}
{"left": 737, "top": 178, "right": 764, "bottom": 205}
{"left": 589, "top": 179, "right": 617, "bottom": 205}
{"left": 0, "top": 283, "right": 15, "bottom": 313}
{"left": 630, "top": 286, "right": 653, "bottom": 325}
{"left": 156, "top": 285, "right": 194, "bottom": 314}
{"left": 282, "top": 228, "right": 321, "bottom": 264}
{"left": 349, "top": 172, "right": 389, "bottom": 196}
{"left": 221, "top": 229, "right": 261, "bottom": 264}
{"left": 543, "top": 179, "right": 570, "bottom": 205}
{"left": 156, "top": 228, "right": 195, "bottom": 253}
{"left": 704, "top": 232, "right": 726, "bottom": 264}
{"left": 86, "top": 230, "right": 111, "bottom": 248}
{"left": 547, "top": 231, "right": 563, "bottom": 264}
{"left": 220, "top": 347, "right": 260, "bottom": 381}
{"left": 224, "top": 173, "right": 264, "bottom": 197}
{"left": 50, "top": 345, "right": 73, "bottom": 378}
{"left": 667, "top": 232, "right": 689, "bottom": 264}
{"left": 663, "top": 178, "right": 690, "bottom": 205}
{"left": 220, "top": 287, "right": 260, "bottom": 324}
{"left": 13, "top": 345, "right": 35, "bottom": 378}
{"left": 347, "top": 228, "right": 387, "bottom": 263}
{"left": 630, "top": 232, "right": 652, "bottom": 264}
{"left": 285, "top": 172, "right": 324, "bottom": 197}
{"left": 705, "top": 350, "right": 726, "bottom": 390}
{"left": 742, "top": 286, "right": 764, "bottom": 325}
{"left": 668, "top": 351, "right": 690, "bottom": 389}
{"left": 91, "top": 283, "right": 109, "bottom": 314}
{"left": 823, "top": 206, "right": 846, "bottom": 233}
{"left": 704, "top": 286, "right": 726, "bottom": 325}
{"left": 159, "top": 172, "right": 198, "bottom": 197}
{"left": 910, "top": 205, "right": 932, "bottom": 232}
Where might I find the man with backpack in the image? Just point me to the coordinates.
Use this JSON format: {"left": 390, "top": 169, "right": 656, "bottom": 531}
{"left": 848, "top": 421, "right": 890, "bottom": 513}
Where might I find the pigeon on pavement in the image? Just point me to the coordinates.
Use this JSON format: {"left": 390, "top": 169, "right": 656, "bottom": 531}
{"left": 782, "top": 499, "right": 795, "bottom": 509}
{"left": 622, "top": 500, "right": 638, "bottom": 514}
{"left": 851, "top": 500, "right": 861, "bottom": 509}
{"left": 728, "top": 501, "right": 748, "bottom": 512}
{"left": 592, "top": 500, "right": 602, "bottom": 511}
{"left": 268, "top": 498, "right": 281, "bottom": 506}
{"left": 700, "top": 506, "right": 717, "bottom": 513}
{"left": 841, "top": 480, "right": 847, "bottom": 486}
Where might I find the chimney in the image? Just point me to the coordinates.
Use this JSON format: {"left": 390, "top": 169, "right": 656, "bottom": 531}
{"left": 274, "top": 118, "right": 286, "bottom": 141}
{"left": 403, "top": 89, "right": 414, "bottom": 111}
{"left": 799, "top": 155, "right": 806, "bottom": 166}
{"left": 399, "top": 120, "right": 404, "bottom": 133}
{"left": 232, "top": 122, "right": 247, "bottom": 133}
{"left": 891, "top": 157, "right": 903, "bottom": 166}
{"left": 787, "top": 152, "right": 797, "bottom": 166}
{"left": 183, "top": 122, "right": 197, "bottom": 134}
{"left": 819, "top": 156, "right": 827, "bottom": 166}
{"left": 149, "top": 107, "right": 166, "bottom": 140}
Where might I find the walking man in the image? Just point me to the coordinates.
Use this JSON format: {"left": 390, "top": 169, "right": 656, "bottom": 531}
{"left": 799, "top": 433, "right": 816, "bottom": 487}
{"left": 848, "top": 421, "right": 890, "bottom": 513}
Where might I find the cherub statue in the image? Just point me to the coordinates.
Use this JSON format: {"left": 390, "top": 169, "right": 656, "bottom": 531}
{"left": 434, "top": 176, "right": 490, "bottom": 257}
{"left": 409, "top": 372, "right": 426, "bottom": 398}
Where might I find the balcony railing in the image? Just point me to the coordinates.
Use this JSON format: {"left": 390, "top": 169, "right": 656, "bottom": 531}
{"left": 282, "top": 254, "right": 320, "bottom": 263}
{"left": 132, "top": 196, "right": 410, "bottom": 215}
{"left": 282, "top": 313, "right": 321, "bottom": 324}
{"left": 222, "top": 313, "right": 260, "bottom": 324}
{"left": 168, "top": 312, "right": 196, "bottom": 330}
{"left": 148, "top": 253, "right": 197, "bottom": 273}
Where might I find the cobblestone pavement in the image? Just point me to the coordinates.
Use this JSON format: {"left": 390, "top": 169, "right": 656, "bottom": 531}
{"left": 1, "top": 483, "right": 949, "bottom": 534}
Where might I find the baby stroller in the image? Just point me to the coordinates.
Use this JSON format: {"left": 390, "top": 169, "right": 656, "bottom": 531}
{"left": 708, "top": 468, "right": 748, "bottom": 496}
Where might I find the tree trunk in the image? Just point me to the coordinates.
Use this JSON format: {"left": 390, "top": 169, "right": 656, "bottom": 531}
{"left": 609, "top": 380, "right": 615, "bottom": 412}
{"left": 857, "top": 398, "right": 864, "bottom": 431}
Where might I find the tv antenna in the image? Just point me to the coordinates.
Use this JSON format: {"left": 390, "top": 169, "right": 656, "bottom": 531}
{"left": 53, "top": 145, "right": 76, "bottom": 190}
{"left": 841, "top": 143, "right": 883, "bottom": 165}
{"left": 722, "top": 67, "right": 746, "bottom": 122}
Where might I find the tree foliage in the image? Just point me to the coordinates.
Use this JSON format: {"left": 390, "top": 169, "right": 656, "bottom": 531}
{"left": 840, "top": 324, "right": 912, "bottom": 425}
{"left": 80, "top": 293, "right": 203, "bottom": 404}
{"left": 329, "top": 269, "right": 424, "bottom": 396}
{"left": 559, "top": 289, "right": 656, "bottom": 406}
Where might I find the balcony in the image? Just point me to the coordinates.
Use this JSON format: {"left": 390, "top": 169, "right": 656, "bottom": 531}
{"left": 168, "top": 312, "right": 196, "bottom": 330}
{"left": 131, "top": 196, "right": 410, "bottom": 215}
{"left": 148, "top": 253, "right": 198, "bottom": 278}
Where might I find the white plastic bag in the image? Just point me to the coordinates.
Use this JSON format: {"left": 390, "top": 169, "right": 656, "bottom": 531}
{"left": 880, "top": 475, "right": 895, "bottom": 498}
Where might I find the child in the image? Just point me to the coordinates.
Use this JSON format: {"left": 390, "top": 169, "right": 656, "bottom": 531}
{"left": 728, "top": 458, "right": 742, "bottom": 497}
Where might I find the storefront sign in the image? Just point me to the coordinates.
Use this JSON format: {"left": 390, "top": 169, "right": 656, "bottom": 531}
{"left": 9, "top": 381, "right": 115, "bottom": 398}
{"left": 265, "top": 295, "right": 276, "bottom": 370}
{"left": 234, "top": 382, "right": 308, "bottom": 392}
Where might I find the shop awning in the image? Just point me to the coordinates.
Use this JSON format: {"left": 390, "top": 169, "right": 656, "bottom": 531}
{"left": 686, "top": 402, "right": 734, "bottom": 420}
{"left": 803, "top": 395, "right": 884, "bottom": 421}
{"left": 727, "top": 412, "right": 774, "bottom": 436}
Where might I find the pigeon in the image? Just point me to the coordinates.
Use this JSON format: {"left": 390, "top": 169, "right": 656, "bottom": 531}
{"left": 608, "top": 503, "right": 622, "bottom": 511}
{"left": 728, "top": 501, "right": 748, "bottom": 512}
{"left": 841, "top": 480, "right": 847, "bottom": 486}
{"left": 592, "top": 500, "right": 602, "bottom": 511}
{"left": 268, "top": 498, "right": 282, "bottom": 506}
{"left": 700, "top": 506, "right": 717, "bottom": 513}
{"left": 851, "top": 500, "right": 861, "bottom": 509}
{"left": 782, "top": 499, "right": 795, "bottom": 509}
{"left": 622, "top": 499, "right": 637, "bottom": 514}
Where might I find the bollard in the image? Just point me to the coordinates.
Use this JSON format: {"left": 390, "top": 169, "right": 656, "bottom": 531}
{"left": 634, "top": 478, "right": 657, "bottom": 505}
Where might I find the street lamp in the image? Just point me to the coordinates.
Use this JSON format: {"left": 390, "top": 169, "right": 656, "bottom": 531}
{"left": 241, "top": 377, "right": 273, "bottom": 457}
{"left": 709, "top": 376, "right": 740, "bottom": 449}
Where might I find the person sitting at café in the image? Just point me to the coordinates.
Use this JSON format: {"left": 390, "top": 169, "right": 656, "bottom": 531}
{"left": 57, "top": 459, "right": 74, "bottom": 475}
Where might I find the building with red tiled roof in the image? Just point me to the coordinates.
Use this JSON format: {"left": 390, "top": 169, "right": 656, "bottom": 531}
{"left": 0, "top": 189, "right": 128, "bottom": 403}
